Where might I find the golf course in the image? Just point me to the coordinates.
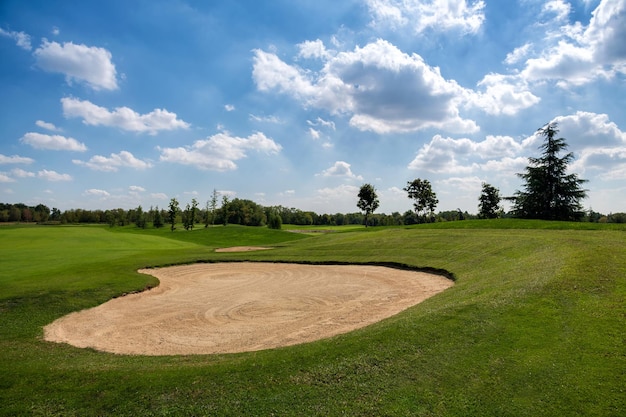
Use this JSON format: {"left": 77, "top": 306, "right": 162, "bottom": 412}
{"left": 1, "top": 220, "right": 624, "bottom": 416}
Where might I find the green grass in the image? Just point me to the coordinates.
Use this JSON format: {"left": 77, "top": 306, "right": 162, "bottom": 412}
{"left": 1, "top": 221, "right": 624, "bottom": 416}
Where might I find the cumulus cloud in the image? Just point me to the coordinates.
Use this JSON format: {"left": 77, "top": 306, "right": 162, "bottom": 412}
{"left": 20, "top": 132, "right": 87, "bottom": 151}
{"left": 408, "top": 133, "right": 528, "bottom": 176}
{"left": 33, "top": 40, "right": 118, "bottom": 90}
{"left": 470, "top": 73, "right": 540, "bottom": 115}
{"left": 11, "top": 168, "right": 35, "bottom": 178}
{"left": 516, "top": 0, "right": 626, "bottom": 87}
{"left": 504, "top": 43, "right": 533, "bottom": 65}
{"left": 0, "top": 27, "right": 32, "bottom": 50}
{"left": 35, "top": 120, "right": 61, "bottom": 131}
{"left": 73, "top": 150, "right": 152, "bottom": 172}
{"left": 159, "top": 131, "right": 282, "bottom": 171}
{"left": 61, "top": 98, "right": 190, "bottom": 135}
{"left": 129, "top": 185, "right": 146, "bottom": 192}
{"left": 0, "top": 154, "right": 34, "bottom": 164}
{"left": 318, "top": 161, "right": 363, "bottom": 180}
{"left": 253, "top": 39, "right": 479, "bottom": 134}
{"left": 366, "top": 0, "right": 485, "bottom": 35}
{"left": 84, "top": 188, "right": 110, "bottom": 197}
{"left": 297, "top": 39, "right": 332, "bottom": 59}
{"left": 0, "top": 173, "right": 14, "bottom": 183}
{"left": 38, "top": 169, "right": 72, "bottom": 181}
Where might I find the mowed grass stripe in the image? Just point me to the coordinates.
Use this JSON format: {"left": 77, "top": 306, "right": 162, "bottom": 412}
{"left": 0, "top": 222, "right": 624, "bottom": 416}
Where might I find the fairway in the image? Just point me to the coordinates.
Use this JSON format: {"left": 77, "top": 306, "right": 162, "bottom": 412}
{"left": 44, "top": 262, "right": 452, "bottom": 355}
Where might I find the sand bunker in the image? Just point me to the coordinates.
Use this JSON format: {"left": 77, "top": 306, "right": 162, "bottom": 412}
{"left": 44, "top": 263, "right": 453, "bottom": 355}
{"left": 215, "top": 246, "right": 273, "bottom": 252}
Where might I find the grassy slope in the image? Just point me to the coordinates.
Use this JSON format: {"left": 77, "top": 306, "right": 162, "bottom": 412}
{"left": 0, "top": 222, "right": 624, "bottom": 416}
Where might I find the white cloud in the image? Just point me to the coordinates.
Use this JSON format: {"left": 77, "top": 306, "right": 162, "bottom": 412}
{"left": 408, "top": 133, "right": 528, "bottom": 175}
{"left": 38, "top": 169, "right": 72, "bottom": 181}
{"left": 471, "top": 73, "right": 540, "bottom": 115}
{"left": 129, "top": 185, "right": 146, "bottom": 192}
{"left": 225, "top": 104, "right": 235, "bottom": 111}
{"left": 516, "top": 0, "right": 626, "bottom": 87}
{"left": 61, "top": 98, "right": 190, "bottom": 135}
{"left": 84, "top": 188, "right": 110, "bottom": 197}
{"left": 0, "top": 173, "right": 14, "bottom": 183}
{"left": 151, "top": 193, "right": 168, "bottom": 200}
{"left": 574, "top": 147, "right": 626, "bottom": 179}
{"left": 11, "top": 168, "right": 35, "bottom": 178}
{"left": 253, "top": 39, "right": 479, "bottom": 134}
{"left": 35, "top": 120, "right": 61, "bottom": 131}
{"left": 20, "top": 132, "right": 87, "bottom": 152}
{"left": 552, "top": 111, "right": 626, "bottom": 148}
{"left": 307, "top": 117, "right": 336, "bottom": 130}
{"left": 159, "top": 131, "right": 282, "bottom": 171}
{"left": 505, "top": 43, "right": 533, "bottom": 65}
{"left": 542, "top": 0, "right": 572, "bottom": 22}
{"left": 73, "top": 150, "right": 152, "bottom": 172}
{"left": 366, "top": 0, "right": 486, "bottom": 35}
{"left": 0, "top": 27, "right": 31, "bottom": 50}
{"left": 309, "top": 128, "right": 321, "bottom": 140}
{"left": 249, "top": 114, "right": 283, "bottom": 124}
{"left": 0, "top": 154, "right": 34, "bottom": 164}
{"left": 297, "top": 39, "right": 332, "bottom": 59}
{"left": 33, "top": 40, "right": 118, "bottom": 90}
{"left": 318, "top": 161, "right": 363, "bottom": 180}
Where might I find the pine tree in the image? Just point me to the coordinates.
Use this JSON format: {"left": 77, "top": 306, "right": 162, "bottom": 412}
{"left": 510, "top": 123, "right": 587, "bottom": 221}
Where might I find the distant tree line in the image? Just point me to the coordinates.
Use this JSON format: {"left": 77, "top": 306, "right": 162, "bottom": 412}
{"left": 2, "top": 199, "right": 624, "bottom": 228}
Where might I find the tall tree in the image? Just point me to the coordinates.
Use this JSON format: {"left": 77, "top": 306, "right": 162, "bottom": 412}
{"left": 205, "top": 189, "right": 219, "bottom": 228}
{"left": 509, "top": 123, "right": 587, "bottom": 220}
{"left": 404, "top": 178, "right": 438, "bottom": 223}
{"left": 356, "top": 183, "right": 380, "bottom": 228}
{"left": 478, "top": 183, "right": 502, "bottom": 219}
{"left": 220, "top": 195, "right": 230, "bottom": 226}
{"left": 167, "top": 198, "right": 179, "bottom": 231}
{"left": 153, "top": 206, "right": 164, "bottom": 228}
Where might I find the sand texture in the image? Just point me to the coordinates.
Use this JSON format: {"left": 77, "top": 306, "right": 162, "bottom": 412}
{"left": 44, "top": 263, "right": 453, "bottom": 355}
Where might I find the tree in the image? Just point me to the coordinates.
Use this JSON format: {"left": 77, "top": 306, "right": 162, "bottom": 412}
{"left": 135, "top": 205, "right": 147, "bottom": 229}
{"left": 153, "top": 206, "right": 164, "bottom": 228}
{"left": 267, "top": 209, "right": 282, "bottom": 229}
{"left": 183, "top": 198, "right": 198, "bottom": 230}
{"left": 220, "top": 195, "right": 230, "bottom": 226}
{"left": 404, "top": 178, "right": 438, "bottom": 223}
{"left": 167, "top": 198, "right": 179, "bottom": 231}
{"left": 509, "top": 122, "right": 587, "bottom": 221}
{"left": 356, "top": 183, "right": 380, "bottom": 227}
{"left": 205, "top": 189, "right": 219, "bottom": 228}
{"left": 478, "top": 183, "right": 502, "bottom": 219}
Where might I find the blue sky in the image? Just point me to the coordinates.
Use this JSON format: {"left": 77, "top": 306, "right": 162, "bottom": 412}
{"left": 1, "top": 0, "right": 625, "bottom": 215}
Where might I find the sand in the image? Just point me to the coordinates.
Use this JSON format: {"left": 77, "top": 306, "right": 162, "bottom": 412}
{"left": 43, "top": 262, "right": 453, "bottom": 355}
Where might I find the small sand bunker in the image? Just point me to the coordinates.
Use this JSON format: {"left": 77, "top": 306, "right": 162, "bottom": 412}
{"left": 215, "top": 246, "right": 273, "bottom": 252}
{"left": 44, "top": 263, "right": 453, "bottom": 355}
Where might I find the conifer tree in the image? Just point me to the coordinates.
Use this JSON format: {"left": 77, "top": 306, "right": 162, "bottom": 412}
{"left": 509, "top": 123, "right": 587, "bottom": 220}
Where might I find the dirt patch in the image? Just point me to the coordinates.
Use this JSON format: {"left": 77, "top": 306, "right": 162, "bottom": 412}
{"left": 44, "top": 263, "right": 453, "bottom": 355}
{"left": 215, "top": 246, "right": 274, "bottom": 252}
